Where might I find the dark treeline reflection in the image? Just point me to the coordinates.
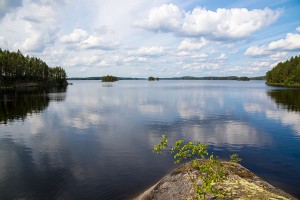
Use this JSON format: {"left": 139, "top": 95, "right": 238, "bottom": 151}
{"left": 267, "top": 89, "right": 300, "bottom": 112}
{"left": 0, "top": 87, "right": 67, "bottom": 124}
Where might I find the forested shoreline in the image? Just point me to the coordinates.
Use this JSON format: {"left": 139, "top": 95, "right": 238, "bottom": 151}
{"left": 0, "top": 49, "right": 67, "bottom": 88}
{"left": 266, "top": 56, "right": 300, "bottom": 87}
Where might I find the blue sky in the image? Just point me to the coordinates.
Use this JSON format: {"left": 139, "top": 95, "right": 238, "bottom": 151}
{"left": 0, "top": 0, "right": 299, "bottom": 78}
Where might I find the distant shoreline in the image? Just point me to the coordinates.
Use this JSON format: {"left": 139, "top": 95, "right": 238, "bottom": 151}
{"left": 68, "top": 76, "right": 265, "bottom": 81}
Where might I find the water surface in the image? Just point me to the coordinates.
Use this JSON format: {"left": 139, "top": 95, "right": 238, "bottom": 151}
{"left": 1, "top": 80, "right": 300, "bottom": 199}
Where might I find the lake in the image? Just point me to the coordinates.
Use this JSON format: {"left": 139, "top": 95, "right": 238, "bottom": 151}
{"left": 1, "top": 80, "right": 300, "bottom": 199}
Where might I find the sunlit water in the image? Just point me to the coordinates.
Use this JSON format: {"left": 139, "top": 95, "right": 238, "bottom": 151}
{"left": 1, "top": 80, "right": 300, "bottom": 199}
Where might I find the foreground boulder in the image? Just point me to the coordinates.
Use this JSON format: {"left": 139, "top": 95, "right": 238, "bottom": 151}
{"left": 134, "top": 161, "right": 295, "bottom": 200}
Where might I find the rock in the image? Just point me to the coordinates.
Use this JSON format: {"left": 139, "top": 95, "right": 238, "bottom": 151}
{"left": 134, "top": 161, "right": 296, "bottom": 200}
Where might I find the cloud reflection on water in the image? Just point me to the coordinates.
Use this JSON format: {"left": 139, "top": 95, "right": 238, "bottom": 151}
{"left": 1, "top": 81, "right": 300, "bottom": 199}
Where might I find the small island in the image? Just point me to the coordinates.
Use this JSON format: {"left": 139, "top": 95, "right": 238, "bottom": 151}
{"left": 238, "top": 76, "right": 250, "bottom": 81}
{"left": 148, "top": 76, "right": 159, "bottom": 81}
{"left": 266, "top": 55, "right": 300, "bottom": 87}
{"left": 0, "top": 49, "right": 67, "bottom": 89}
{"left": 101, "top": 75, "right": 118, "bottom": 82}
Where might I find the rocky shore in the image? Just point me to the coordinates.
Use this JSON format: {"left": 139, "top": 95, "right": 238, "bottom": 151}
{"left": 134, "top": 161, "right": 296, "bottom": 200}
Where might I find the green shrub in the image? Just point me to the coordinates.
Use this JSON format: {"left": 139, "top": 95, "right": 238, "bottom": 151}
{"left": 153, "top": 135, "right": 241, "bottom": 199}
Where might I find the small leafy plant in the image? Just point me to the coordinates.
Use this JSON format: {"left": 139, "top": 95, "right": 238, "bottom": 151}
{"left": 153, "top": 135, "right": 241, "bottom": 199}
{"left": 230, "top": 153, "right": 242, "bottom": 163}
{"left": 152, "top": 134, "right": 168, "bottom": 154}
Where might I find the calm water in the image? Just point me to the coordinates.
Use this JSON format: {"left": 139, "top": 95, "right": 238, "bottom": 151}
{"left": 1, "top": 80, "right": 300, "bottom": 199}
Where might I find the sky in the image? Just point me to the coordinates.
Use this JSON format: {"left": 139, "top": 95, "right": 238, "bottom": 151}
{"left": 0, "top": 0, "right": 300, "bottom": 78}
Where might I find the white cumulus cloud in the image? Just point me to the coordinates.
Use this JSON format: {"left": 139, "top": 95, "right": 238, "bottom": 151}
{"left": 245, "top": 33, "right": 300, "bottom": 56}
{"left": 80, "top": 35, "right": 119, "bottom": 50}
{"left": 0, "top": 0, "right": 297, "bottom": 78}
{"left": 191, "top": 53, "right": 209, "bottom": 59}
{"left": 245, "top": 45, "right": 270, "bottom": 56}
{"left": 60, "top": 29, "right": 88, "bottom": 43}
{"left": 182, "top": 7, "right": 281, "bottom": 40}
{"left": 135, "top": 5, "right": 281, "bottom": 41}
{"left": 68, "top": 55, "right": 99, "bottom": 67}
{"left": 128, "top": 46, "right": 165, "bottom": 57}
{"left": 269, "top": 52, "right": 287, "bottom": 61}
{"left": 15, "top": 31, "right": 45, "bottom": 52}
{"left": 59, "top": 28, "right": 119, "bottom": 50}
{"left": 3, "top": 1, "right": 60, "bottom": 53}
{"left": 134, "top": 4, "right": 182, "bottom": 32}
{"left": 178, "top": 37, "right": 208, "bottom": 51}
{"left": 268, "top": 33, "right": 300, "bottom": 50}
{"left": 253, "top": 61, "right": 270, "bottom": 68}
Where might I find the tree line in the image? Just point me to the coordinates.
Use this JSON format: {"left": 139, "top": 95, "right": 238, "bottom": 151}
{"left": 177, "top": 76, "right": 252, "bottom": 80}
{"left": 266, "top": 55, "right": 300, "bottom": 87}
{"left": 0, "top": 49, "right": 67, "bottom": 87}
